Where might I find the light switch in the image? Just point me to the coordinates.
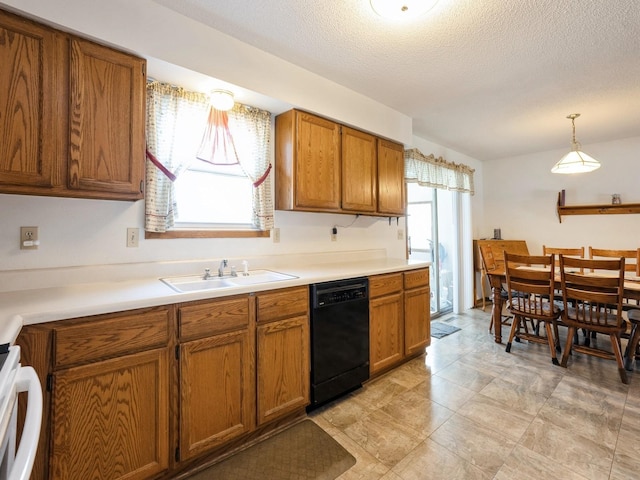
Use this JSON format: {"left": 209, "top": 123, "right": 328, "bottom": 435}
{"left": 127, "top": 228, "right": 139, "bottom": 247}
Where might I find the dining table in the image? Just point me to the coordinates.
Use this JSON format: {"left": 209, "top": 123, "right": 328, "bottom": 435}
{"left": 487, "top": 267, "right": 640, "bottom": 367}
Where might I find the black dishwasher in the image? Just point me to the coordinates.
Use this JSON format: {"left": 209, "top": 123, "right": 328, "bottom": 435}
{"left": 308, "top": 277, "right": 369, "bottom": 409}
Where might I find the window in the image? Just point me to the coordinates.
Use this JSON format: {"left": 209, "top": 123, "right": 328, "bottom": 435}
{"left": 144, "top": 81, "right": 273, "bottom": 236}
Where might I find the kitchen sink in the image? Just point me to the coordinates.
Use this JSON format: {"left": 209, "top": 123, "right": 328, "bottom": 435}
{"left": 160, "top": 269, "right": 297, "bottom": 293}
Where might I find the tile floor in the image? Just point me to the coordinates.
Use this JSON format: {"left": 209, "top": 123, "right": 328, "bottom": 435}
{"left": 309, "top": 308, "right": 640, "bottom": 480}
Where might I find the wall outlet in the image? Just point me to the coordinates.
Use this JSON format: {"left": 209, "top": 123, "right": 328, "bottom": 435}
{"left": 397, "top": 228, "right": 404, "bottom": 240}
{"left": 272, "top": 228, "right": 280, "bottom": 243}
{"left": 127, "top": 228, "right": 139, "bottom": 247}
{"left": 331, "top": 227, "right": 337, "bottom": 242}
{"left": 20, "top": 226, "right": 39, "bottom": 250}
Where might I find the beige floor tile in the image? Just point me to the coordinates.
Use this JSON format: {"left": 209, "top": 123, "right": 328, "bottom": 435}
{"left": 429, "top": 413, "right": 517, "bottom": 476}
{"left": 380, "top": 387, "right": 454, "bottom": 437}
{"left": 392, "top": 439, "right": 490, "bottom": 480}
{"left": 433, "top": 360, "right": 498, "bottom": 392}
{"left": 352, "top": 375, "right": 409, "bottom": 410}
{"left": 410, "top": 375, "right": 476, "bottom": 411}
{"left": 457, "top": 392, "right": 534, "bottom": 442}
{"left": 343, "top": 409, "right": 426, "bottom": 467}
{"left": 311, "top": 392, "right": 377, "bottom": 431}
{"left": 519, "top": 417, "right": 613, "bottom": 480}
{"left": 479, "top": 377, "right": 550, "bottom": 417}
{"left": 332, "top": 431, "right": 391, "bottom": 480}
{"left": 494, "top": 444, "right": 590, "bottom": 480}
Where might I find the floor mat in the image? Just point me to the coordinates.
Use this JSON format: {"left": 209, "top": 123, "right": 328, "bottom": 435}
{"left": 431, "top": 321, "right": 461, "bottom": 339}
{"left": 188, "top": 420, "right": 356, "bottom": 480}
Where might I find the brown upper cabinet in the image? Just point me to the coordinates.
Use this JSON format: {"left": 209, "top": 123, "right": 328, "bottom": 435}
{"left": 0, "top": 9, "right": 146, "bottom": 201}
{"left": 275, "top": 109, "right": 405, "bottom": 216}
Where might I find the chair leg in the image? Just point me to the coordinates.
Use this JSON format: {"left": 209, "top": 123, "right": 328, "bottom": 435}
{"left": 610, "top": 334, "right": 629, "bottom": 384}
{"left": 623, "top": 324, "right": 639, "bottom": 371}
{"left": 505, "top": 316, "right": 520, "bottom": 353}
{"left": 544, "top": 321, "right": 559, "bottom": 365}
{"left": 552, "top": 321, "right": 561, "bottom": 352}
{"left": 560, "top": 327, "right": 575, "bottom": 367}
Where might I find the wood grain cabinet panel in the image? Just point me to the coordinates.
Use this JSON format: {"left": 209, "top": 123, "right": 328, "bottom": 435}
{"left": 0, "top": 10, "right": 56, "bottom": 189}
{"left": 377, "top": 139, "right": 405, "bottom": 216}
{"left": 369, "top": 288, "right": 404, "bottom": 375}
{"left": 341, "top": 126, "right": 377, "bottom": 213}
{"left": 256, "top": 315, "right": 310, "bottom": 425}
{"left": 404, "top": 268, "right": 431, "bottom": 356}
{"left": 179, "top": 328, "right": 255, "bottom": 460}
{"left": 50, "top": 349, "right": 170, "bottom": 480}
{"left": 276, "top": 109, "right": 341, "bottom": 212}
{"left": 0, "top": 8, "right": 145, "bottom": 200}
{"left": 68, "top": 38, "right": 145, "bottom": 198}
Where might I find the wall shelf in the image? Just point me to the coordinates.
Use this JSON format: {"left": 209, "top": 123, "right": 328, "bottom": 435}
{"left": 556, "top": 193, "right": 640, "bottom": 223}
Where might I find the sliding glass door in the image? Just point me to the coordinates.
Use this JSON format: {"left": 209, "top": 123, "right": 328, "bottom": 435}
{"left": 406, "top": 183, "right": 455, "bottom": 317}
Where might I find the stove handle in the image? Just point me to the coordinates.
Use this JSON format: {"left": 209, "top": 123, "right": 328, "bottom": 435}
{"left": 9, "top": 366, "right": 42, "bottom": 480}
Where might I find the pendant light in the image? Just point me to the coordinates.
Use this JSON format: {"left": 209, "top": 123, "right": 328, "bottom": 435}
{"left": 551, "top": 113, "right": 601, "bottom": 174}
{"left": 370, "top": 0, "right": 438, "bottom": 19}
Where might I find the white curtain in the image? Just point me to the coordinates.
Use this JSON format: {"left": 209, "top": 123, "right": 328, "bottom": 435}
{"left": 145, "top": 81, "right": 274, "bottom": 232}
{"left": 404, "top": 148, "right": 475, "bottom": 194}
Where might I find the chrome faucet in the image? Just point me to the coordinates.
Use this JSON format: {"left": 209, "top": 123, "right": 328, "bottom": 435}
{"left": 218, "top": 259, "right": 228, "bottom": 277}
{"left": 203, "top": 268, "right": 212, "bottom": 280}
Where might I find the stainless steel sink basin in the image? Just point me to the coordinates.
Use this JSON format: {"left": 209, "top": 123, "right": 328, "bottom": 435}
{"left": 161, "top": 269, "right": 297, "bottom": 293}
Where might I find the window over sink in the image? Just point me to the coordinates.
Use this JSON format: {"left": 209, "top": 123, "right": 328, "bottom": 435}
{"left": 145, "top": 81, "right": 273, "bottom": 238}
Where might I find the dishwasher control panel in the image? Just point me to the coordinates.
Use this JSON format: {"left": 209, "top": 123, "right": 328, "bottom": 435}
{"left": 312, "top": 278, "right": 369, "bottom": 307}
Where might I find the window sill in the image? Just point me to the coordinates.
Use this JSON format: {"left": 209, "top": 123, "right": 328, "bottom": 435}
{"left": 145, "top": 230, "right": 270, "bottom": 239}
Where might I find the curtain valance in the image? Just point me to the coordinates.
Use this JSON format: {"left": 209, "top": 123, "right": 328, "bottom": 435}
{"left": 404, "top": 148, "right": 475, "bottom": 195}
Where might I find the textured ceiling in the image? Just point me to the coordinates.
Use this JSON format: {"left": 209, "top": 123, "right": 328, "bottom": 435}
{"left": 157, "top": 0, "right": 640, "bottom": 160}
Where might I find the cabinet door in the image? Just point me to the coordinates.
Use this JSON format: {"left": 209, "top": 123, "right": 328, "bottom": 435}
{"left": 404, "top": 286, "right": 431, "bottom": 356}
{"left": 369, "top": 292, "right": 404, "bottom": 374}
{"left": 50, "top": 349, "right": 170, "bottom": 480}
{"left": 341, "top": 126, "right": 377, "bottom": 213}
{"left": 0, "top": 11, "right": 56, "bottom": 190}
{"left": 179, "top": 329, "right": 255, "bottom": 460}
{"left": 294, "top": 111, "right": 341, "bottom": 211}
{"left": 68, "top": 38, "right": 145, "bottom": 198}
{"left": 257, "top": 315, "right": 310, "bottom": 425}
{"left": 377, "top": 139, "right": 405, "bottom": 215}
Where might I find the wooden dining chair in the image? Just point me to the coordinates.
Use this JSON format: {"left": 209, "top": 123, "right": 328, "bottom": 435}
{"left": 542, "top": 246, "right": 585, "bottom": 269}
{"left": 504, "top": 252, "right": 562, "bottom": 365}
{"left": 478, "top": 244, "right": 512, "bottom": 333}
{"left": 558, "top": 255, "right": 629, "bottom": 384}
{"left": 589, "top": 247, "right": 640, "bottom": 276}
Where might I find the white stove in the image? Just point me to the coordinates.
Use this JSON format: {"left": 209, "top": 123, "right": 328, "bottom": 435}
{"left": 0, "top": 338, "right": 42, "bottom": 480}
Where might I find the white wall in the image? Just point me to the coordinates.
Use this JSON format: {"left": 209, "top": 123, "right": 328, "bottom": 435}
{"left": 482, "top": 135, "right": 640, "bottom": 255}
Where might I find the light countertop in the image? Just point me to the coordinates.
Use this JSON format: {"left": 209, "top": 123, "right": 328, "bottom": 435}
{"left": 0, "top": 257, "right": 429, "bottom": 345}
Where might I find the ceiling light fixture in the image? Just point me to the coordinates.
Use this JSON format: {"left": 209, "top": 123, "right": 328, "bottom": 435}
{"left": 551, "top": 113, "right": 601, "bottom": 174}
{"left": 209, "top": 89, "right": 235, "bottom": 111}
{"left": 370, "top": 0, "right": 438, "bottom": 19}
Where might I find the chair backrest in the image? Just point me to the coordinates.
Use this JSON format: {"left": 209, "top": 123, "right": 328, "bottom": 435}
{"left": 589, "top": 247, "right": 640, "bottom": 275}
{"left": 504, "top": 252, "right": 556, "bottom": 319}
{"left": 542, "top": 245, "right": 584, "bottom": 270}
{"left": 559, "top": 255, "right": 626, "bottom": 328}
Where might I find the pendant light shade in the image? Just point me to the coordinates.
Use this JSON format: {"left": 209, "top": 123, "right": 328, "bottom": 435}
{"left": 551, "top": 113, "right": 601, "bottom": 174}
{"left": 370, "top": 0, "right": 438, "bottom": 19}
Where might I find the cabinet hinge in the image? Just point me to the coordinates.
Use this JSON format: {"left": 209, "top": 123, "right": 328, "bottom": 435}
{"left": 46, "top": 374, "right": 53, "bottom": 392}
{"left": 175, "top": 447, "right": 180, "bottom": 462}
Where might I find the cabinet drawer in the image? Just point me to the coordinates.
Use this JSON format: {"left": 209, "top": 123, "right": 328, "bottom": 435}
{"left": 257, "top": 286, "right": 308, "bottom": 323}
{"left": 404, "top": 268, "right": 429, "bottom": 289}
{"left": 369, "top": 273, "right": 403, "bottom": 298}
{"left": 179, "top": 295, "right": 250, "bottom": 341}
{"left": 54, "top": 307, "right": 170, "bottom": 368}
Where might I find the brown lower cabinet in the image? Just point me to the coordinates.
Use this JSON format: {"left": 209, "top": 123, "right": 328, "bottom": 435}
{"left": 17, "top": 287, "right": 310, "bottom": 480}
{"left": 369, "top": 267, "right": 431, "bottom": 376}
{"left": 16, "top": 273, "right": 423, "bottom": 480}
